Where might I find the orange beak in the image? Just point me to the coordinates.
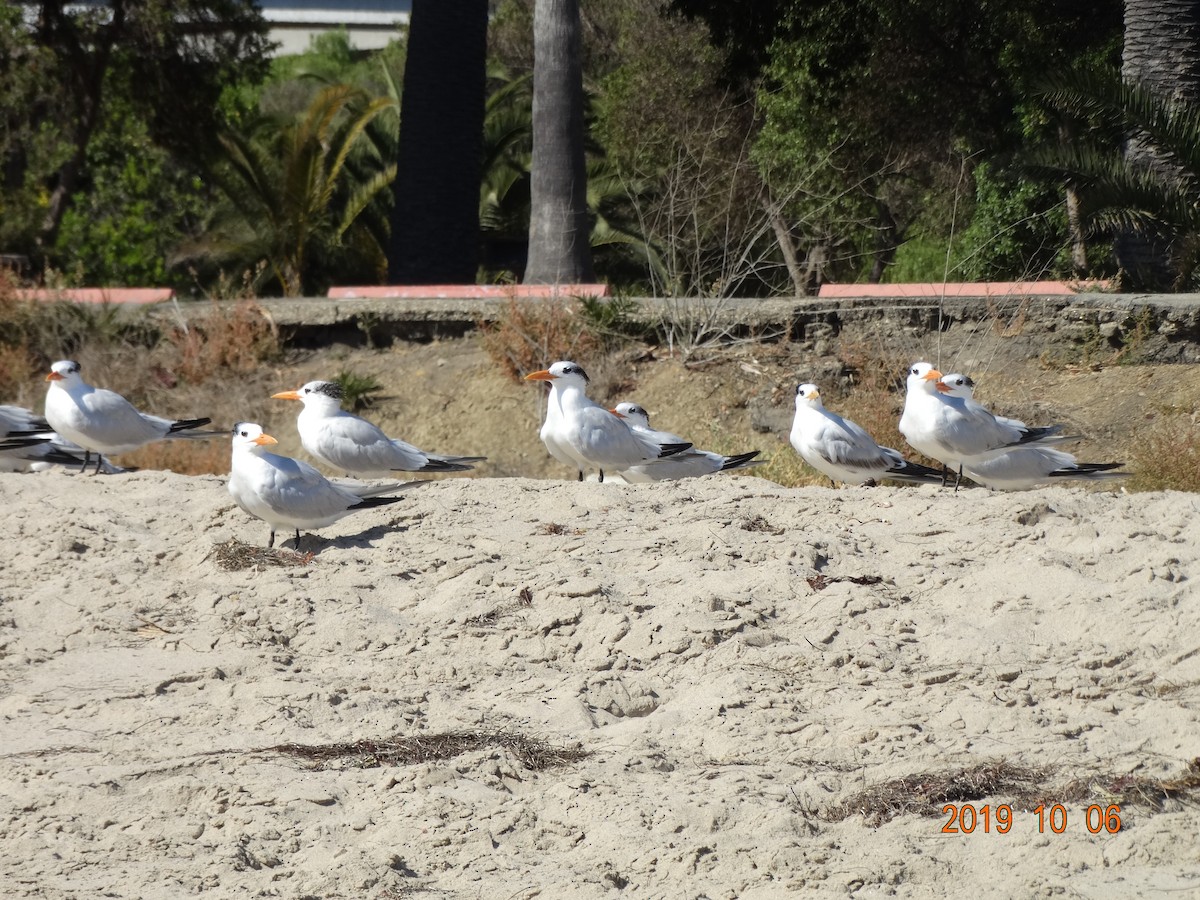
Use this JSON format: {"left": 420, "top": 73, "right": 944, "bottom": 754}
{"left": 253, "top": 433, "right": 278, "bottom": 446}
{"left": 922, "top": 368, "right": 944, "bottom": 382}
{"left": 608, "top": 407, "right": 626, "bottom": 417}
{"left": 271, "top": 389, "right": 302, "bottom": 400}
{"left": 46, "top": 372, "right": 63, "bottom": 382}
{"left": 524, "top": 370, "right": 555, "bottom": 382}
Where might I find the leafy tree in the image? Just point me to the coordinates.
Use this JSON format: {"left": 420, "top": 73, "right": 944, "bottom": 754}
{"left": 55, "top": 87, "right": 207, "bottom": 287}
{"left": 179, "top": 85, "right": 396, "bottom": 296}
{"left": 659, "top": 1, "right": 1118, "bottom": 286}
{"left": 6, "top": 0, "right": 271, "bottom": 265}
{"left": 1034, "top": 68, "right": 1200, "bottom": 288}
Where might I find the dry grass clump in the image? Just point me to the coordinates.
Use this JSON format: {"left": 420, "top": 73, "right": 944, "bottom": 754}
{"left": 480, "top": 297, "right": 604, "bottom": 382}
{"left": 1126, "top": 411, "right": 1200, "bottom": 492}
{"left": 207, "top": 538, "right": 314, "bottom": 570}
{"left": 266, "top": 729, "right": 589, "bottom": 772}
{"left": 821, "top": 758, "right": 1200, "bottom": 826}
{"left": 122, "top": 436, "right": 231, "bottom": 476}
{"left": 465, "top": 586, "right": 535, "bottom": 627}
{"left": 165, "top": 300, "right": 281, "bottom": 385}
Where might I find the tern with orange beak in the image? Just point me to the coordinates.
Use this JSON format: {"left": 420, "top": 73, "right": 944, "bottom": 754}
{"left": 899, "top": 361, "right": 1068, "bottom": 484}
{"left": 272, "top": 380, "right": 484, "bottom": 476}
{"left": 935, "top": 373, "right": 1124, "bottom": 490}
{"left": 610, "top": 402, "right": 763, "bottom": 482}
{"left": 524, "top": 361, "right": 692, "bottom": 482}
{"left": 790, "top": 384, "right": 942, "bottom": 486}
{"left": 0, "top": 403, "right": 126, "bottom": 472}
{"left": 228, "top": 421, "right": 423, "bottom": 548}
{"left": 44, "top": 359, "right": 216, "bottom": 473}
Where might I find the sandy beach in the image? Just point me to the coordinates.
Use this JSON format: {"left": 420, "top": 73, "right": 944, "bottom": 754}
{"left": 1, "top": 469, "right": 1198, "bottom": 898}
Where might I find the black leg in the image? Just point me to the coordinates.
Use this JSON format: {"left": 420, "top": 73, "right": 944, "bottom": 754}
{"left": 80, "top": 450, "right": 90, "bottom": 474}
{"left": 93, "top": 454, "right": 103, "bottom": 475}
{"left": 598, "top": 469, "right": 605, "bottom": 483}
{"left": 953, "top": 465, "right": 963, "bottom": 492}
{"left": 576, "top": 470, "right": 583, "bottom": 482}
{"left": 294, "top": 529, "right": 301, "bottom": 549}
{"left": 268, "top": 529, "right": 276, "bottom": 549}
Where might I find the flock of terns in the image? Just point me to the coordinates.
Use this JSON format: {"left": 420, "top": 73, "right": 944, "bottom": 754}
{"left": 1, "top": 358, "right": 1123, "bottom": 548}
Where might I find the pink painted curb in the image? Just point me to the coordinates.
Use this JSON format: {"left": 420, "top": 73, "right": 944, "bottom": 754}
{"left": 328, "top": 284, "right": 611, "bottom": 300}
{"left": 15, "top": 288, "right": 175, "bottom": 305}
{"left": 817, "top": 281, "right": 1109, "bottom": 298}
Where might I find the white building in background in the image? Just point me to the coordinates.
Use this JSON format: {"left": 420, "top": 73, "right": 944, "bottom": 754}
{"left": 257, "top": 0, "right": 411, "bottom": 55}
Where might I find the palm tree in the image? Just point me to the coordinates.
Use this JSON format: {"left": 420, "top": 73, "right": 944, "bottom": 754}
{"left": 1118, "top": 0, "right": 1200, "bottom": 288}
{"left": 1035, "top": 67, "right": 1200, "bottom": 288}
{"left": 525, "top": 0, "right": 596, "bottom": 284}
{"left": 180, "top": 85, "right": 396, "bottom": 296}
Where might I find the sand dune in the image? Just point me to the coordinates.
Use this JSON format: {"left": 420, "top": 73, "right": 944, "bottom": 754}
{"left": 1, "top": 470, "right": 1198, "bottom": 897}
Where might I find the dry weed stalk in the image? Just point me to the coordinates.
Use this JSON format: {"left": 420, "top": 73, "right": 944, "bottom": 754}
{"left": 207, "top": 539, "right": 314, "bottom": 571}
{"left": 1127, "top": 411, "right": 1200, "bottom": 492}
{"left": 266, "top": 729, "right": 589, "bottom": 772}
{"left": 822, "top": 758, "right": 1200, "bottom": 826}
{"left": 167, "top": 300, "right": 281, "bottom": 385}
{"left": 480, "top": 297, "right": 603, "bottom": 381}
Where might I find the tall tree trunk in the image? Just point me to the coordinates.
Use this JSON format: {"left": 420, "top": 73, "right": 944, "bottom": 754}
{"left": 524, "top": 0, "right": 595, "bottom": 285}
{"left": 388, "top": 0, "right": 488, "bottom": 284}
{"left": 36, "top": 0, "right": 122, "bottom": 255}
{"left": 1065, "top": 186, "right": 1088, "bottom": 277}
{"left": 1118, "top": 0, "right": 1200, "bottom": 289}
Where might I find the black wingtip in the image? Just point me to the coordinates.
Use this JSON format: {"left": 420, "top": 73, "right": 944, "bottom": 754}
{"left": 658, "top": 441, "right": 693, "bottom": 458}
{"left": 720, "top": 450, "right": 762, "bottom": 471}
{"left": 1015, "top": 424, "right": 1064, "bottom": 446}
{"left": 350, "top": 495, "right": 408, "bottom": 511}
{"left": 0, "top": 436, "right": 52, "bottom": 451}
{"left": 417, "top": 454, "right": 487, "bottom": 473}
{"left": 1048, "top": 462, "right": 1126, "bottom": 478}
{"left": 168, "top": 417, "right": 213, "bottom": 434}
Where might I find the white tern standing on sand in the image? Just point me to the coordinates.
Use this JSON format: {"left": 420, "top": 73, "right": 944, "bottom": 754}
{"left": 609, "top": 402, "right": 763, "bottom": 482}
{"left": 899, "top": 361, "right": 1067, "bottom": 485}
{"left": 228, "top": 422, "right": 423, "bottom": 549}
{"left": 936, "top": 373, "right": 1125, "bottom": 490}
{"left": 44, "top": 359, "right": 216, "bottom": 474}
{"left": 524, "top": 361, "right": 692, "bottom": 482}
{"left": 790, "top": 383, "right": 942, "bottom": 486}
{"left": 272, "top": 380, "right": 485, "bottom": 476}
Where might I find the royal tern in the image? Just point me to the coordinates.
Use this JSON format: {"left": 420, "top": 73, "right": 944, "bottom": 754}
{"left": 899, "top": 361, "right": 1066, "bottom": 483}
{"left": 609, "top": 402, "right": 763, "bottom": 482}
{"left": 1, "top": 403, "right": 129, "bottom": 473}
{"left": 938, "top": 373, "right": 1125, "bottom": 490}
{"left": 228, "top": 422, "right": 424, "bottom": 548}
{"left": 1, "top": 405, "right": 55, "bottom": 470}
{"left": 272, "top": 380, "right": 485, "bottom": 476}
{"left": 789, "top": 384, "right": 942, "bottom": 486}
{"left": 524, "top": 361, "right": 692, "bottom": 481}
{"left": 44, "top": 360, "right": 216, "bottom": 473}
